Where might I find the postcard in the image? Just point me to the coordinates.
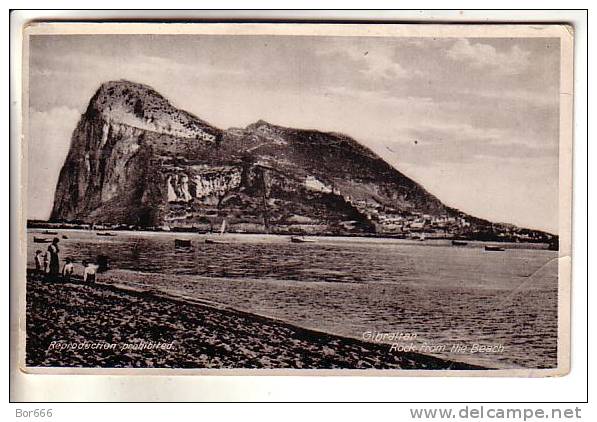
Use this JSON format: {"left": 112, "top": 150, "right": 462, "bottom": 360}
{"left": 15, "top": 22, "right": 573, "bottom": 377}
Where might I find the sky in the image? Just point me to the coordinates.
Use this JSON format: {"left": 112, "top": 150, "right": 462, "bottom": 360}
{"left": 28, "top": 34, "right": 560, "bottom": 233}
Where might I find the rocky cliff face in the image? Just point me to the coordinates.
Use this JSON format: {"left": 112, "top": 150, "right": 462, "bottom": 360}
{"left": 50, "top": 80, "right": 468, "bottom": 233}
{"left": 52, "top": 81, "right": 220, "bottom": 226}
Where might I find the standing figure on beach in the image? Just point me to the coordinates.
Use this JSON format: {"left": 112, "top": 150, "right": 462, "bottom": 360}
{"left": 83, "top": 260, "right": 99, "bottom": 283}
{"left": 47, "top": 237, "right": 60, "bottom": 277}
{"left": 62, "top": 258, "right": 75, "bottom": 281}
{"left": 34, "top": 250, "right": 44, "bottom": 274}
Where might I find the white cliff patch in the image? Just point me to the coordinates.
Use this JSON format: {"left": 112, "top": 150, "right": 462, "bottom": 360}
{"left": 167, "top": 173, "right": 193, "bottom": 202}
{"left": 304, "top": 175, "right": 332, "bottom": 193}
{"left": 102, "top": 104, "right": 215, "bottom": 141}
{"left": 167, "top": 175, "right": 178, "bottom": 202}
{"left": 168, "top": 169, "right": 240, "bottom": 203}
{"left": 193, "top": 168, "right": 242, "bottom": 200}
{"left": 179, "top": 174, "right": 193, "bottom": 202}
{"left": 100, "top": 122, "right": 110, "bottom": 148}
{"left": 84, "top": 153, "right": 91, "bottom": 174}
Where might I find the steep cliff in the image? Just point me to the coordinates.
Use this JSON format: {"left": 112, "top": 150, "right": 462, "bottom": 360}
{"left": 51, "top": 80, "right": 221, "bottom": 226}
{"left": 50, "top": 80, "right": 475, "bottom": 234}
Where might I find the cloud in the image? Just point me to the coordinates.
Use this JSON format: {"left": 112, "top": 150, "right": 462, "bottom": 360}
{"left": 387, "top": 121, "right": 557, "bottom": 166}
{"left": 446, "top": 38, "right": 531, "bottom": 75}
{"left": 337, "top": 44, "right": 408, "bottom": 79}
{"left": 313, "top": 41, "right": 411, "bottom": 91}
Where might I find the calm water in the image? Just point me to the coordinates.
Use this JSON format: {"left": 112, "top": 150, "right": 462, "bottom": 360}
{"left": 27, "top": 229, "right": 558, "bottom": 369}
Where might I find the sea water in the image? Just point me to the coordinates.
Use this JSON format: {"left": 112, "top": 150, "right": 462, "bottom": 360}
{"left": 27, "top": 229, "right": 558, "bottom": 369}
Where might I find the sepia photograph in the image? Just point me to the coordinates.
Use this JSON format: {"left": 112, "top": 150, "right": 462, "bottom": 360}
{"left": 18, "top": 23, "right": 572, "bottom": 375}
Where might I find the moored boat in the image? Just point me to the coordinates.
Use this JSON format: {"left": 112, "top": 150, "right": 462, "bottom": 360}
{"left": 290, "top": 236, "right": 316, "bottom": 243}
{"left": 96, "top": 232, "right": 117, "bottom": 237}
{"left": 452, "top": 240, "right": 468, "bottom": 246}
{"left": 485, "top": 245, "right": 505, "bottom": 252}
{"left": 175, "top": 239, "right": 192, "bottom": 248}
{"left": 33, "top": 237, "right": 50, "bottom": 243}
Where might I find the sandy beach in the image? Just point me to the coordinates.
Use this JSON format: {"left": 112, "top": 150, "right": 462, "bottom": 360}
{"left": 25, "top": 271, "right": 485, "bottom": 370}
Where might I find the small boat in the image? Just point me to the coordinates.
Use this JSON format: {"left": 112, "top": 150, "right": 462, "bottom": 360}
{"left": 290, "top": 236, "right": 316, "bottom": 243}
{"left": 452, "top": 240, "right": 468, "bottom": 246}
{"left": 96, "top": 232, "right": 117, "bottom": 237}
{"left": 485, "top": 245, "right": 505, "bottom": 252}
{"left": 43, "top": 230, "right": 58, "bottom": 235}
{"left": 175, "top": 239, "right": 192, "bottom": 248}
{"left": 33, "top": 237, "right": 50, "bottom": 243}
{"left": 62, "top": 235, "right": 68, "bottom": 239}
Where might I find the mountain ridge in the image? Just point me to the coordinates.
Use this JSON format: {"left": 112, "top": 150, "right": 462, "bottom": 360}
{"left": 50, "top": 80, "right": 555, "bottom": 243}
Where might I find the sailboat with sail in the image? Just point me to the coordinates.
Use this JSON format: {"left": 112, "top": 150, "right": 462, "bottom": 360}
{"left": 205, "top": 219, "right": 228, "bottom": 244}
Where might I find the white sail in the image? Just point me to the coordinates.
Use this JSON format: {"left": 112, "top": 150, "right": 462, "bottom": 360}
{"left": 220, "top": 219, "right": 227, "bottom": 235}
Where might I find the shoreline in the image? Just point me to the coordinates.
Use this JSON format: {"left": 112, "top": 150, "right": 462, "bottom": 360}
{"left": 27, "top": 227, "right": 554, "bottom": 250}
{"left": 25, "top": 271, "right": 488, "bottom": 370}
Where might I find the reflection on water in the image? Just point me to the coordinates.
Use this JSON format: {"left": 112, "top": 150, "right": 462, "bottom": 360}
{"left": 27, "top": 230, "right": 558, "bottom": 369}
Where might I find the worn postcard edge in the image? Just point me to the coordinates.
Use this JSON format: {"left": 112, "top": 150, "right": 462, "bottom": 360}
{"left": 13, "top": 22, "right": 574, "bottom": 379}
